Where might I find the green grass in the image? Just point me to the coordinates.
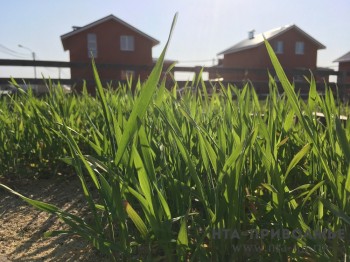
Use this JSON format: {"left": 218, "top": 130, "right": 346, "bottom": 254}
{"left": 1, "top": 14, "right": 350, "bottom": 261}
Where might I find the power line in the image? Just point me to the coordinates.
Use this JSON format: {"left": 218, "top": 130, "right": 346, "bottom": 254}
{"left": 0, "top": 44, "right": 30, "bottom": 57}
{"left": 0, "top": 49, "right": 28, "bottom": 59}
{"left": 0, "top": 48, "right": 28, "bottom": 58}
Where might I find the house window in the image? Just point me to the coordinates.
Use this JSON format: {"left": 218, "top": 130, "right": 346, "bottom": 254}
{"left": 275, "top": 41, "right": 284, "bottom": 54}
{"left": 87, "top": 33, "right": 97, "bottom": 58}
{"left": 295, "top": 41, "right": 304, "bottom": 55}
{"left": 120, "top": 35, "right": 134, "bottom": 51}
{"left": 121, "top": 70, "right": 135, "bottom": 80}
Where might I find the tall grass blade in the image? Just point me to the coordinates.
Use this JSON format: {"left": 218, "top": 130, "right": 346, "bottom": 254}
{"left": 114, "top": 13, "right": 178, "bottom": 166}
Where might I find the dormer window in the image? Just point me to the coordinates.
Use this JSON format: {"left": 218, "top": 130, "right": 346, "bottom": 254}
{"left": 275, "top": 41, "right": 284, "bottom": 54}
{"left": 295, "top": 41, "right": 304, "bottom": 55}
{"left": 120, "top": 35, "right": 134, "bottom": 51}
{"left": 87, "top": 33, "right": 97, "bottom": 58}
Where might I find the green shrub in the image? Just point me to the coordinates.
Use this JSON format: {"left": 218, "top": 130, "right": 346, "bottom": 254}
{"left": 1, "top": 14, "right": 349, "bottom": 261}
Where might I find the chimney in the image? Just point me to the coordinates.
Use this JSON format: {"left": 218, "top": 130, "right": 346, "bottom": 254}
{"left": 72, "top": 26, "right": 81, "bottom": 31}
{"left": 248, "top": 30, "right": 255, "bottom": 39}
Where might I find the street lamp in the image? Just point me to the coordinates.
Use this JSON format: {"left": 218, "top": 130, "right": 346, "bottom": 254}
{"left": 18, "top": 44, "right": 37, "bottom": 79}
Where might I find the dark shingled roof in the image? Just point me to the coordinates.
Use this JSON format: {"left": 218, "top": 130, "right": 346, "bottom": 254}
{"left": 218, "top": 24, "right": 325, "bottom": 56}
{"left": 61, "top": 14, "right": 160, "bottom": 47}
{"left": 334, "top": 51, "right": 350, "bottom": 63}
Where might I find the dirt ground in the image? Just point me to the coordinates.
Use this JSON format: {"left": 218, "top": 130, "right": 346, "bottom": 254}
{"left": 0, "top": 175, "right": 110, "bottom": 261}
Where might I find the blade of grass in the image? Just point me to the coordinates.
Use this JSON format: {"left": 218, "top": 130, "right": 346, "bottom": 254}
{"left": 114, "top": 13, "right": 178, "bottom": 166}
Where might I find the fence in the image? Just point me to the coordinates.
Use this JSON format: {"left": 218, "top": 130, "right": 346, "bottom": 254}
{"left": 0, "top": 59, "right": 349, "bottom": 98}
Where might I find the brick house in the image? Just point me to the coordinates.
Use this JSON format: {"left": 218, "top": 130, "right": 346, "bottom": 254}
{"left": 61, "top": 14, "right": 163, "bottom": 92}
{"left": 211, "top": 25, "right": 326, "bottom": 85}
{"left": 334, "top": 51, "right": 350, "bottom": 85}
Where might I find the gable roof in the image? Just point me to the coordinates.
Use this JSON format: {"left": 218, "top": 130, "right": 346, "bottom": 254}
{"left": 218, "top": 24, "right": 325, "bottom": 55}
{"left": 61, "top": 14, "right": 160, "bottom": 46}
{"left": 334, "top": 51, "right": 350, "bottom": 63}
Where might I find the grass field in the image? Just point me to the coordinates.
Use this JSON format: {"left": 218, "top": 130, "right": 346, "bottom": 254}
{"left": 1, "top": 16, "right": 350, "bottom": 261}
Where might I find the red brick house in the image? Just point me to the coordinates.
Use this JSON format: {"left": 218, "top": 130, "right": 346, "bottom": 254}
{"left": 334, "top": 51, "right": 350, "bottom": 85}
{"left": 211, "top": 25, "right": 326, "bottom": 85}
{"left": 61, "top": 15, "right": 162, "bottom": 92}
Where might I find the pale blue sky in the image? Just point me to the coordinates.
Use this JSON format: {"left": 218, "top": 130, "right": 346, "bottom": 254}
{"left": 0, "top": 0, "right": 349, "bottom": 79}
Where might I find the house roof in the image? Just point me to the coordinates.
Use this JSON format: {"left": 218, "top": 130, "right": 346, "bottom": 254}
{"left": 334, "top": 51, "right": 350, "bottom": 63}
{"left": 218, "top": 24, "right": 326, "bottom": 56}
{"left": 61, "top": 14, "right": 160, "bottom": 46}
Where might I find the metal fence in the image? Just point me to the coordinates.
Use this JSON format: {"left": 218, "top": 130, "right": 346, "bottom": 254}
{"left": 0, "top": 59, "right": 349, "bottom": 98}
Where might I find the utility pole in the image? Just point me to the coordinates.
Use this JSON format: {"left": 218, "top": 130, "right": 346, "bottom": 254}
{"left": 18, "top": 44, "right": 37, "bottom": 78}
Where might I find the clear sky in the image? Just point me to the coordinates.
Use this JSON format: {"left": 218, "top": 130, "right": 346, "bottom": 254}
{"left": 0, "top": 0, "right": 349, "bottom": 80}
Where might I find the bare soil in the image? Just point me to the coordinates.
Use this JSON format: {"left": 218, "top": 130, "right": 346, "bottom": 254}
{"left": 0, "top": 175, "right": 110, "bottom": 261}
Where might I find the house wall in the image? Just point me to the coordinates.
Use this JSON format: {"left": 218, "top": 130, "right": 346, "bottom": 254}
{"left": 217, "top": 28, "right": 320, "bottom": 82}
{"left": 219, "top": 47, "right": 270, "bottom": 81}
{"left": 62, "top": 19, "right": 155, "bottom": 91}
{"left": 269, "top": 29, "right": 318, "bottom": 70}
{"left": 338, "top": 62, "right": 350, "bottom": 84}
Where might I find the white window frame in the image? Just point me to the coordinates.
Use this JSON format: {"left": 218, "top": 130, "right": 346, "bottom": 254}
{"left": 87, "top": 33, "right": 97, "bottom": 58}
{"left": 121, "top": 70, "right": 135, "bottom": 80}
{"left": 120, "top": 35, "right": 135, "bottom": 51}
{"left": 275, "top": 41, "right": 284, "bottom": 54}
{"left": 295, "top": 41, "right": 304, "bottom": 55}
